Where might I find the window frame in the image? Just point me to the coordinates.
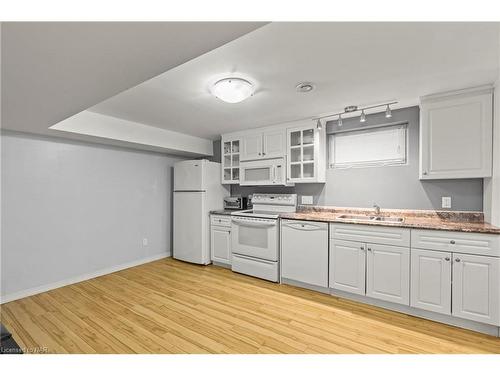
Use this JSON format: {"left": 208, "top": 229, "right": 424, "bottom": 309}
{"left": 328, "top": 123, "right": 408, "bottom": 169}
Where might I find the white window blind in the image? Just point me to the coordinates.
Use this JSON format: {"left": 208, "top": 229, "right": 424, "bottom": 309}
{"left": 329, "top": 124, "right": 407, "bottom": 168}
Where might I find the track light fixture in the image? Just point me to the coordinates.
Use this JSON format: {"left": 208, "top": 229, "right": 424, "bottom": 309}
{"left": 312, "top": 101, "right": 397, "bottom": 128}
{"left": 360, "top": 110, "right": 366, "bottom": 123}
{"left": 385, "top": 104, "right": 392, "bottom": 118}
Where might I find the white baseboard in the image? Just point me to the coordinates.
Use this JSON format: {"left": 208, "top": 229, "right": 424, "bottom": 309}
{"left": 0, "top": 252, "right": 171, "bottom": 304}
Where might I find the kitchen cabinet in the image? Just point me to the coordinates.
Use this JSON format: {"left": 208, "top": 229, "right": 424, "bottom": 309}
{"left": 452, "top": 253, "right": 500, "bottom": 325}
{"left": 221, "top": 137, "right": 240, "bottom": 184}
{"left": 286, "top": 122, "right": 326, "bottom": 183}
{"left": 410, "top": 248, "right": 452, "bottom": 315}
{"left": 281, "top": 220, "right": 328, "bottom": 289}
{"left": 330, "top": 239, "right": 366, "bottom": 295}
{"left": 366, "top": 244, "right": 410, "bottom": 305}
{"left": 419, "top": 86, "right": 493, "bottom": 180}
{"left": 330, "top": 224, "right": 410, "bottom": 305}
{"left": 411, "top": 228, "right": 500, "bottom": 325}
{"left": 210, "top": 215, "right": 232, "bottom": 266}
{"left": 263, "top": 129, "right": 286, "bottom": 159}
{"left": 240, "top": 129, "right": 285, "bottom": 161}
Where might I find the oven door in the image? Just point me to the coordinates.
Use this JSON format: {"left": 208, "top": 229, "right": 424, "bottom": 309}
{"left": 231, "top": 216, "right": 278, "bottom": 261}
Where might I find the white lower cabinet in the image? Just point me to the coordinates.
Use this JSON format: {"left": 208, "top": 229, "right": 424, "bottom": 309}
{"left": 410, "top": 248, "right": 452, "bottom": 315}
{"left": 329, "top": 239, "right": 366, "bottom": 295}
{"left": 366, "top": 244, "right": 410, "bottom": 305}
{"left": 329, "top": 225, "right": 411, "bottom": 306}
{"left": 452, "top": 253, "right": 500, "bottom": 325}
{"left": 281, "top": 220, "right": 328, "bottom": 288}
{"left": 210, "top": 215, "right": 231, "bottom": 266}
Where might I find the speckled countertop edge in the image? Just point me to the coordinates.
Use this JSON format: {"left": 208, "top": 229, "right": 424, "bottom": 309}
{"left": 280, "top": 206, "right": 500, "bottom": 234}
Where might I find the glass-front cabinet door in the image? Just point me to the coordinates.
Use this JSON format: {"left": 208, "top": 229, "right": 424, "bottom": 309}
{"left": 222, "top": 138, "right": 240, "bottom": 184}
{"left": 286, "top": 122, "right": 326, "bottom": 183}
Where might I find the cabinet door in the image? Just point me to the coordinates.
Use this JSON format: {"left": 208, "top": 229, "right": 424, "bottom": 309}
{"left": 366, "top": 244, "right": 410, "bottom": 305}
{"left": 281, "top": 220, "right": 328, "bottom": 288}
{"left": 211, "top": 227, "right": 231, "bottom": 265}
{"left": 263, "top": 129, "right": 285, "bottom": 159}
{"left": 410, "top": 249, "right": 452, "bottom": 315}
{"left": 329, "top": 239, "right": 366, "bottom": 295}
{"left": 240, "top": 133, "right": 263, "bottom": 161}
{"left": 420, "top": 90, "right": 492, "bottom": 179}
{"left": 452, "top": 253, "right": 500, "bottom": 325}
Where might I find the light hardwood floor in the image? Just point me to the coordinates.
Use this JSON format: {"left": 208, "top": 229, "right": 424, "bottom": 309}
{"left": 2, "top": 258, "right": 500, "bottom": 354}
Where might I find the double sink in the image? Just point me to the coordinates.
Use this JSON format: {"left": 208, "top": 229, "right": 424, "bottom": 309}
{"left": 337, "top": 214, "right": 404, "bottom": 223}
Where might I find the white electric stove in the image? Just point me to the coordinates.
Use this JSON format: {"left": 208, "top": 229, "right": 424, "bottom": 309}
{"left": 230, "top": 194, "right": 297, "bottom": 282}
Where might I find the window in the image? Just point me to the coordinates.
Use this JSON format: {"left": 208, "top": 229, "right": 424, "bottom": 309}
{"left": 329, "top": 124, "right": 407, "bottom": 168}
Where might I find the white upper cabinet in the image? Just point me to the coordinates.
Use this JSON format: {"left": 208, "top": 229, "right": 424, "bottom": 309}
{"left": 221, "top": 136, "right": 240, "bottom": 184}
{"left": 241, "top": 133, "right": 264, "bottom": 161}
{"left": 286, "top": 121, "right": 326, "bottom": 183}
{"left": 240, "top": 129, "right": 285, "bottom": 161}
{"left": 419, "top": 86, "right": 493, "bottom": 179}
{"left": 263, "top": 129, "right": 286, "bottom": 159}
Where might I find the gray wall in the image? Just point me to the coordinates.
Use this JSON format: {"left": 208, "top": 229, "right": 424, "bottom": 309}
{"left": 232, "top": 106, "right": 483, "bottom": 211}
{"left": 1, "top": 131, "right": 185, "bottom": 299}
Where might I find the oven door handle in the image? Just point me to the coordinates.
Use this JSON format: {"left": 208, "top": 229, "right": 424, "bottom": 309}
{"left": 231, "top": 217, "right": 276, "bottom": 227}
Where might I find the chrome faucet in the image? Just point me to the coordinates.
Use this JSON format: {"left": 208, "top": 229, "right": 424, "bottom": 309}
{"left": 373, "top": 203, "right": 381, "bottom": 216}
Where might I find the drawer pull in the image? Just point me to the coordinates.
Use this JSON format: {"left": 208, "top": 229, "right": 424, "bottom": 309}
{"left": 367, "top": 247, "right": 372, "bottom": 252}
{"left": 450, "top": 240, "right": 456, "bottom": 244}
{"left": 455, "top": 258, "right": 461, "bottom": 262}
{"left": 360, "top": 245, "right": 364, "bottom": 250}
{"left": 444, "top": 257, "right": 450, "bottom": 261}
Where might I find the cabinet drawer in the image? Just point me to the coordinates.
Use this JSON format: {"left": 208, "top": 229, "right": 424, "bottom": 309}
{"left": 232, "top": 254, "right": 278, "bottom": 282}
{"left": 210, "top": 215, "right": 231, "bottom": 227}
{"left": 411, "top": 229, "right": 500, "bottom": 257}
{"left": 330, "top": 223, "right": 410, "bottom": 247}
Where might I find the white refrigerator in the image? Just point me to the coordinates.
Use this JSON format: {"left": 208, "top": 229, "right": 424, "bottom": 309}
{"left": 173, "top": 159, "right": 229, "bottom": 264}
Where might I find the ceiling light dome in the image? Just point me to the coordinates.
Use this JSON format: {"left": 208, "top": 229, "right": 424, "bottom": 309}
{"left": 212, "top": 77, "right": 254, "bottom": 103}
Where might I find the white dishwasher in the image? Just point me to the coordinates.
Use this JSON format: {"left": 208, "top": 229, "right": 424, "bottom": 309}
{"left": 281, "top": 219, "right": 329, "bottom": 289}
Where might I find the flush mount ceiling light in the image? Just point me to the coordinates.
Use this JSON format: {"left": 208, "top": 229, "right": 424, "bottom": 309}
{"left": 212, "top": 78, "right": 254, "bottom": 103}
{"left": 296, "top": 82, "right": 315, "bottom": 93}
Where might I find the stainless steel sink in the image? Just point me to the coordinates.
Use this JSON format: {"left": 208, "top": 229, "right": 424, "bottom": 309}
{"left": 337, "top": 214, "right": 404, "bottom": 223}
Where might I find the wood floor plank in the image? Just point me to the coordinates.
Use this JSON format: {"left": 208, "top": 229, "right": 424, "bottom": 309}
{"left": 2, "top": 258, "right": 500, "bottom": 354}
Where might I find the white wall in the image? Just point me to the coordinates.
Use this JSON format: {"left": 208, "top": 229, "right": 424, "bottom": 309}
{"left": 484, "top": 31, "right": 500, "bottom": 226}
{"left": 1, "top": 131, "right": 185, "bottom": 302}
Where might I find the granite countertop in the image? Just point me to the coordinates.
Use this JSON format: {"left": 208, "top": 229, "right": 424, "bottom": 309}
{"left": 280, "top": 206, "right": 500, "bottom": 234}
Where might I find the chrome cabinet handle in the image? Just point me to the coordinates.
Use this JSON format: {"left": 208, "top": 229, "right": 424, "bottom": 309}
{"left": 445, "top": 257, "right": 450, "bottom": 261}
{"left": 360, "top": 245, "right": 364, "bottom": 250}
{"left": 455, "top": 258, "right": 461, "bottom": 262}
{"left": 367, "top": 247, "right": 372, "bottom": 251}
{"left": 423, "top": 171, "right": 428, "bottom": 175}
{"left": 258, "top": 152, "right": 261, "bottom": 155}
{"left": 450, "top": 240, "right": 455, "bottom": 244}
{"left": 262, "top": 152, "right": 266, "bottom": 155}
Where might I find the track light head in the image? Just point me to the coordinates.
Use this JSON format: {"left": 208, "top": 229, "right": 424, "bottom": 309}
{"left": 316, "top": 118, "right": 322, "bottom": 129}
{"left": 360, "top": 110, "right": 366, "bottom": 123}
{"left": 385, "top": 104, "right": 392, "bottom": 118}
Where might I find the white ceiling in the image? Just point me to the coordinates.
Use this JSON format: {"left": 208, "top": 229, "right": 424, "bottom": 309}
{"left": 1, "top": 22, "right": 265, "bottom": 140}
{"left": 89, "top": 22, "right": 500, "bottom": 141}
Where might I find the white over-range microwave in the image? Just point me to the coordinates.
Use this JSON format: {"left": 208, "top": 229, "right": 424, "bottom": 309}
{"left": 239, "top": 157, "right": 293, "bottom": 186}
